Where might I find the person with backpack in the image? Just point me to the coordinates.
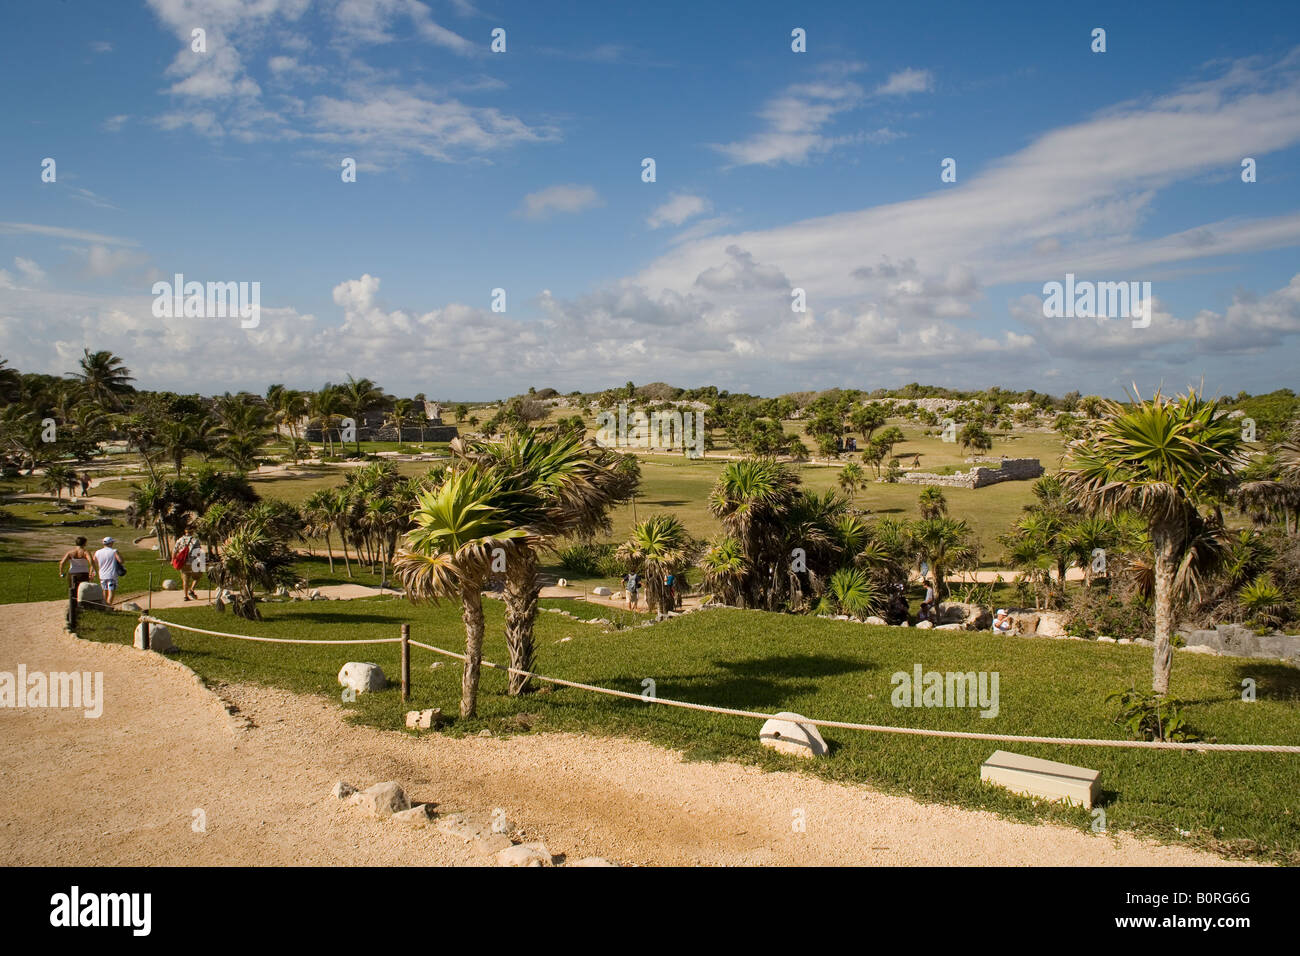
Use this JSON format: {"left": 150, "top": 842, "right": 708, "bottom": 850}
{"left": 664, "top": 572, "right": 677, "bottom": 611}
{"left": 172, "top": 524, "right": 203, "bottom": 601}
{"left": 93, "top": 536, "right": 125, "bottom": 607}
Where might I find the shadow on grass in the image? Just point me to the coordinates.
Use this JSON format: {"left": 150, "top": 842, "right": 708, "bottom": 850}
{"left": 1234, "top": 661, "right": 1300, "bottom": 700}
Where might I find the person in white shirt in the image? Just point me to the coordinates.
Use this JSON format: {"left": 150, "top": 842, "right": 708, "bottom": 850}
{"left": 93, "top": 536, "right": 124, "bottom": 606}
{"left": 993, "top": 609, "right": 1013, "bottom": 634}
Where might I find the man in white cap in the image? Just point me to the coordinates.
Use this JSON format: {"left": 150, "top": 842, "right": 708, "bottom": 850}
{"left": 993, "top": 608, "right": 1013, "bottom": 634}
{"left": 93, "top": 536, "right": 125, "bottom": 607}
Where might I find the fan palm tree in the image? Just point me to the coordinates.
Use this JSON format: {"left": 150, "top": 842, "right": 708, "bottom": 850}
{"left": 1060, "top": 386, "right": 1245, "bottom": 694}
{"left": 708, "top": 458, "right": 800, "bottom": 609}
{"left": 617, "top": 514, "right": 694, "bottom": 613}
{"left": 837, "top": 462, "right": 866, "bottom": 499}
{"left": 823, "top": 566, "right": 883, "bottom": 620}
{"left": 209, "top": 520, "right": 299, "bottom": 620}
{"left": 910, "top": 516, "right": 978, "bottom": 600}
{"left": 451, "top": 430, "right": 637, "bottom": 693}
{"left": 917, "top": 487, "right": 948, "bottom": 520}
{"left": 699, "top": 536, "right": 748, "bottom": 605}
{"left": 394, "top": 466, "right": 532, "bottom": 717}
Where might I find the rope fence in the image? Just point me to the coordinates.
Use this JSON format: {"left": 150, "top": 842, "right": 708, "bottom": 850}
{"left": 138, "top": 615, "right": 1300, "bottom": 754}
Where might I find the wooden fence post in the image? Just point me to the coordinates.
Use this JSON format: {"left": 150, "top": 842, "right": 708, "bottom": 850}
{"left": 141, "top": 618, "right": 151, "bottom": 651}
{"left": 67, "top": 581, "right": 78, "bottom": 631}
{"left": 400, "top": 624, "right": 411, "bottom": 702}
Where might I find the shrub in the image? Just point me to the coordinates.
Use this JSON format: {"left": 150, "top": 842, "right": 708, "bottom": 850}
{"left": 556, "top": 542, "right": 621, "bottom": 578}
{"left": 1107, "top": 687, "right": 1199, "bottom": 742}
{"left": 1064, "top": 586, "right": 1153, "bottom": 641}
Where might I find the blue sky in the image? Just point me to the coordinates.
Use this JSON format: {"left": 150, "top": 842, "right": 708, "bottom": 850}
{"left": 2, "top": 0, "right": 1299, "bottom": 400}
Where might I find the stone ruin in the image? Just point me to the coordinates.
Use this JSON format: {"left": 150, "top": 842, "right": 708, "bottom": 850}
{"left": 897, "top": 457, "right": 1044, "bottom": 489}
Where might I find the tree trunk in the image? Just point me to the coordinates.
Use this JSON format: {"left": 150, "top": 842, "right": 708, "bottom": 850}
{"left": 324, "top": 532, "right": 335, "bottom": 573}
{"left": 339, "top": 532, "right": 352, "bottom": 577}
{"left": 504, "top": 548, "right": 539, "bottom": 695}
{"left": 459, "top": 582, "right": 485, "bottom": 718}
{"left": 1151, "top": 522, "right": 1183, "bottom": 696}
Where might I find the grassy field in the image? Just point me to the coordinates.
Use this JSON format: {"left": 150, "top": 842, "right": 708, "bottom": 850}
{"left": 75, "top": 597, "right": 1300, "bottom": 863}
{"left": 600, "top": 451, "right": 1038, "bottom": 565}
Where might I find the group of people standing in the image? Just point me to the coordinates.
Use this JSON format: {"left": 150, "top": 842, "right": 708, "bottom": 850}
{"left": 621, "top": 571, "right": 680, "bottom": 612}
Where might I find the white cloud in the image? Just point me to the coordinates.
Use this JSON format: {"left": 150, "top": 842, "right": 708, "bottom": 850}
{"left": 647, "top": 193, "right": 710, "bottom": 229}
{"left": 14, "top": 258, "right": 45, "bottom": 285}
{"left": 516, "top": 184, "right": 604, "bottom": 220}
{"left": 875, "top": 68, "right": 933, "bottom": 96}
{"left": 712, "top": 78, "right": 865, "bottom": 167}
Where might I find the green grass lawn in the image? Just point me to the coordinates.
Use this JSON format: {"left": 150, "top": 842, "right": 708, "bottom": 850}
{"left": 75, "top": 597, "right": 1300, "bottom": 863}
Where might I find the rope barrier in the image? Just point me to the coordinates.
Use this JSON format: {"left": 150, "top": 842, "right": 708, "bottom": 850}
{"left": 140, "top": 616, "right": 401, "bottom": 645}
{"left": 139, "top": 616, "right": 1300, "bottom": 754}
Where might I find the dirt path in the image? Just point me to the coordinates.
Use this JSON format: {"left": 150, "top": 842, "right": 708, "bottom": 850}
{"left": 0, "top": 601, "right": 1245, "bottom": 867}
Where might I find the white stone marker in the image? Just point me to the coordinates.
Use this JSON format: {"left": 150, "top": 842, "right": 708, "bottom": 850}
{"left": 980, "top": 749, "right": 1101, "bottom": 809}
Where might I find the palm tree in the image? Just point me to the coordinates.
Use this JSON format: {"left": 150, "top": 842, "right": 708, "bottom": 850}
{"left": 917, "top": 487, "right": 948, "bottom": 520}
{"left": 303, "top": 490, "right": 339, "bottom": 572}
{"left": 451, "top": 430, "right": 637, "bottom": 693}
{"left": 699, "top": 536, "right": 748, "bottom": 605}
{"left": 617, "top": 514, "right": 694, "bottom": 613}
{"left": 837, "top": 462, "right": 866, "bottom": 499}
{"left": 209, "top": 520, "right": 299, "bottom": 620}
{"left": 341, "top": 375, "right": 386, "bottom": 451}
{"left": 74, "top": 349, "right": 134, "bottom": 410}
{"left": 41, "top": 463, "right": 75, "bottom": 501}
{"left": 708, "top": 459, "right": 800, "bottom": 609}
{"left": 910, "top": 516, "right": 978, "bottom": 600}
{"left": 394, "top": 467, "right": 532, "bottom": 718}
{"left": 309, "top": 387, "right": 345, "bottom": 456}
{"left": 1060, "top": 387, "right": 1245, "bottom": 695}
{"left": 823, "top": 566, "right": 882, "bottom": 620}
{"left": 213, "top": 396, "right": 273, "bottom": 473}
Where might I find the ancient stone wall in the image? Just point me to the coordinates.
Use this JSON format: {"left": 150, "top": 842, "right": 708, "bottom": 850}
{"left": 897, "top": 457, "right": 1044, "bottom": 489}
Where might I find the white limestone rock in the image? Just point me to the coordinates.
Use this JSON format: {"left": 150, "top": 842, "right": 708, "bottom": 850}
{"left": 338, "top": 662, "right": 386, "bottom": 694}
{"left": 134, "top": 622, "right": 176, "bottom": 652}
{"left": 758, "top": 711, "right": 828, "bottom": 759}
{"left": 350, "top": 781, "right": 410, "bottom": 819}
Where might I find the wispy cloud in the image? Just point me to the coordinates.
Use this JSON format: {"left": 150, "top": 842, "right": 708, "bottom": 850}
{"left": 516, "top": 184, "right": 604, "bottom": 220}
{"left": 712, "top": 78, "right": 866, "bottom": 167}
{"left": 647, "top": 193, "right": 711, "bottom": 229}
{"left": 876, "top": 68, "right": 933, "bottom": 96}
{"left": 0, "top": 222, "right": 137, "bottom": 246}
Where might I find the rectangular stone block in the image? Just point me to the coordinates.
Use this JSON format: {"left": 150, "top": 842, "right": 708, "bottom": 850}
{"left": 980, "top": 749, "right": 1101, "bottom": 809}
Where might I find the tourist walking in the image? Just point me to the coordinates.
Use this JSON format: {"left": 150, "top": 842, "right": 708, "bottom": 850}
{"left": 93, "top": 536, "right": 125, "bottom": 607}
{"left": 58, "top": 536, "right": 95, "bottom": 595}
{"left": 79, "top": 472, "right": 91, "bottom": 497}
{"left": 172, "top": 525, "right": 203, "bottom": 601}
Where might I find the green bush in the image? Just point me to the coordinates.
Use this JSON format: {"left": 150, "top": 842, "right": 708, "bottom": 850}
{"left": 1107, "top": 687, "right": 1199, "bottom": 742}
{"left": 556, "top": 542, "right": 622, "bottom": 578}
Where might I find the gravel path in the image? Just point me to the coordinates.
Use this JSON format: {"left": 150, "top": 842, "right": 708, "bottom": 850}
{"left": 0, "top": 600, "right": 1244, "bottom": 867}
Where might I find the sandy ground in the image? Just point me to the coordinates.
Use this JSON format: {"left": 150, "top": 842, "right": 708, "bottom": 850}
{"left": 0, "top": 600, "right": 1248, "bottom": 867}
